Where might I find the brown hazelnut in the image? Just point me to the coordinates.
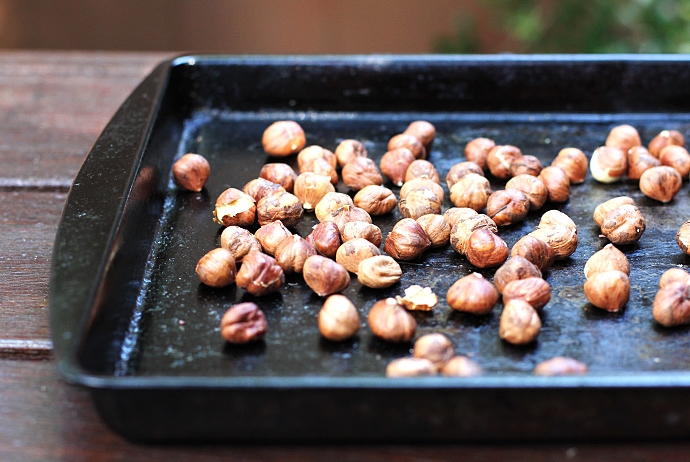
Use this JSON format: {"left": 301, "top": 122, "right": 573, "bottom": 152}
{"left": 254, "top": 220, "right": 292, "bottom": 256}
{"left": 300, "top": 157, "right": 338, "bottom": 185}
{"left": 510, "top": 235, "right": 555, "bottom": 272}
{"left": 334, "top": 139, "right": 367, "bottom": 168}
{"left": 302, "top": 255, "right": 350, "bottom": 297}
{"left": 593, "top": 196, "right": 635, "bottom": 227}
{"left": 486, "top": 145, "right": 522, "bottom": 180}
{"left": 660, "top": 268, "right": 690, "bottom": 289}
{"left": 318, "top": 294, "right": 360, "bottom": 341}
{"left": 466, "top": 228, "right": 509, "bottom": 269}
{"left": 505, "top": 174, "right": 548, "bottom": 211}
{"left": 605, "top": 124, "right": 641, "bottom": 153}
{"left": 388, "top": 133, "right": 426, "bottom": 160}
{"left": 400, "top": 177, "right": 445, "bottom": 203}
{"left": 262, "top": 120, "right": 306, "bottom": 157}
{"left": 584, "top": 270, "right": 630, "bottom": 312}
{"left": 416, "top": 214, "right": 450, "bottom": 248}
{"left": 627, "top": 146, "right": 661, "bottom": 180}
{"left": 322, "top": 204, "right": 372, "bottom": 234}
{"left": 368, "top": 298, "right": 417, "bottom": 342}
{"left": 583, "top": 243, "right": 630, "bottom": 279}
{"left": 309, "top": 221, "right": 342, "bottom": 258}
{"left": 405, "top": 159, "right": 440, "bottom": 183}
{"left": 590, "top": 147, "right": 627, "bottom": 183}
{"left": 297, "top": 145, "right": 336, "bottom": 170}
{"left": 336, "top": 238, "right": 381, "bottom": 273}
{"left": 396, "top": 285, "right": 438, "bottom": 311}
{"left": 386, "top": 358, "right": 436, "bottom": 377}
{"left": 243, "top": 178, "right": 286, "bottom": 202}
{"left": 538, "top": 166, "right": 570, "bottom": 203}
{"left": 653, "top": 281, "right": 690, "bottom": 327}
{"left": 529, "top": 225, "right": 577, "bottom": 260}
{"left": 538, "top": 210, "right": 578, "bottom": 232}
{"left": 499, "top": 299, "right": 541, "bottom": 345}
{"left": 449, "top": 214, "right": 498, "bottom": 255}
{"left": 639, "top": 166, "right": 682, "bottom": 203}
{"left": 342, "top": 157, "right": 383, "bottom": 191}
{"left": 649, "top": 129, "right": 685, "bottom": 158}
{"left": 413, "top": 333, "right": 453, "bottom": 371}
{"left": 235, "top": 251, "right": 285, "bottom": 297}
{"left": 259, "top": 163, "right": 298, "bottom": 192}
{"left": 659, "top": 145, "right": 690, "bottom": 178}
{"left": 274, "top": 234, "right": 317, "bottom": 273}
{"left": 195, "top": 248, "right": 236, "bottom": 288}
{"left": 315, "top": 192, "right": 354, "bottom": 222}
{"left": 443, "top": 207, "right": 478, "bottom": 228}
{"left": 446, "top": 272, "right": 498, "bottom": 315}
{"left": 551, "top": 148, "right": 588, "bottom": 184}
{"left": 341, "top": 221, "right": 383, "bottom": 247}
{"left": 465, "top": 137, "right": 495, "bottom": 171}
{"left": 493, "top": 256, "right": 542, "bottom": 294}
{"left": 384, "top": 218, "right": 432, "bottom": 260}
{"left": 357, "top": 255, "right": 403, "bottom": 289}
{"left": 220, "top": 226, "right": 262, "bottom": 262}
{"left": 676, "top": 220, "right": 690, "bottom": 255}
{"left": 510, "top": 155, "right": 543, "bottom": 177}
{"left": 353, "top": 185, "right": 397, "bottom": 216}
{"left": 404, "top": 120, "right": 436, "bottom": 153}
{"left": 502, "top": 277, "right": 551, "bottom": 311}
{"left": 293, "top": 172, "right": 335, "bottom": 211}
{"left": 221, "top": 302, "right": 268, "bottom": 344}
{"left": 213, "top": 188, "right": 256, "bottom": 227}
{"left": 534, "top": 357, "right": 588, "bottom": 376}
{"left": 173, "top": 153, "right": 210, "bottom": 191}
{"left": 379, "top": 148, "right": 416, "bottom": 186}
{"left": 398, "top": 186, "right": 442, "bottom": 219}
{"left": 486, "top": 189, "right": 530, "bottom": 226}
{"left": 600, "top": 204, "right": 646, "bottom": 245}
{"left": 446, "top": 161, "right": 484, "bottom": 190}
{"left": 449, "top": 173, "right": 492, "bottom": 212}
{"left": 256, "top": 191, "right": 303, "bottom": 228}
{"left": 441, "top": 356, "right": 484, "bottom": 377}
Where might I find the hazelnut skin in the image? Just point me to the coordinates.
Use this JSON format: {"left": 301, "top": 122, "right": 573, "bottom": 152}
{"left": 534, "top": 357, "right": 588, "bottom": 376}
{"left": 449, "top": 214, "right": 497, "bottom": 255}
{"left": 659, "top": 145, "right": 690, "bottom": 178}
{"left": 529, "top": 225, "right": 577, "bottom": 261}
{"left": 493, "top": 256, "right": 542, "bottom": 294}
{"left": 551, "top": 148, "right": 588, "bottom": 184}
{"left": 235, "top": 251, "right": 285, "bottom": 297}
{"left": 386, "top": 358, "right": 436, "bottom": 378}
{"left": 274, "top": 234, "right": 317, "bottom": 273}
{"left": 465, "top": 137, "right": 496, "bottom": 171}
{"left": 600, "top": 204, "right": 646, "bottom": 245}
{"left": 368, "top": 298, "right": 417, "bottom": 342}
{"left": 510, "top": 235, "right": 555, "bottom": 272}
{"left": 627, "top": 146, "right": 661, "bottom": 180}
{"left": 449, "top": 173, "right": 492, "bottom": 212}
{"left": 334, "top": 139, "right": 367, "bottom": 168}
{"left": 335, "top": 238, "right": 381, "bottom": 273}
{"left": 605, "top": 124, "right": 641, "bottom": 153}
{"left": 260, "top": 163, "right": 297, "bottom": 193}
{"left": 502, "top": 277, "right": 551, "bottom": 311}
{"left": 388, "top": 133, "right": 426, "bottom": 160}
{"left": 676, "top": 220, "right": 690, "bottom": 256}
{"left": 220, "top": 226, "right": 262, "bottom": 262}
{"left": 303, "top": 255, "right": 350, "bottom": 297}
{"left": 443, "top": 207, "right": 478, "bottom": 228}
{"left": 499, "top": 299, "right": 541, "bottom": 345}
{"left": 254, "top": 220, "right": 292, "bottom": 256}
{"left": 195, "top": 248, "right": 237, "bottom": 288}
{"left": 583, "top": 270, "right": 630, "bottom": 312}
{"left": 315, "top": 192, "right": 354, "bottom": 222}
{"left": 441, "top": 356, "right": 484, "bottom": 377}
{"left": 293, "top": 172, "right": 335, "bottom": 211}
{"left": 486, "top": 189, "right": 530, "bottom": 226}
{"left": 400, "top": 177, "right": 444, "bottom": 203}
{"left": 660, "top": 268, "right": 690, "bottom": 289}
{"left": 465, "top": 228, "right": 509, "bottom": 269}
{"left": 405, "top": 159, "right": 440, "bottom": 183}
{"left": 342, "top": 157, "right": 383, "bottom": 191}
{"left": 653, "top": 282, "right": 690, "bottom": 327}
{"left": 404, "top": 120, "right": 436, "bottom": 153}
{"left": 243, "top": 178, "right": 286, "bottom": 202}
{"left": 510, "top": 155, "right": 543, "bottom": 177}
{"left": 538, "top": 209, "right": 577, "bottom": 232}
{"left": 505, "top": 174, "right": 548, "bottom": 211}
{"left": 309, "top": 220, "right": 342, "bottom": 258}
{"left": 300, "top": 157, "right": 338, "bottom": 185}
{"left": 318, "top": 294, "right": 360, "bottom": 341}
{"left": 446, "top": 272, "right": 498, "bottom": 315}
{"left": 353, "top": 185, "right": 397, "bottom": 216}
{"left": 538, "top": 166, "right": 570, "bottom": 203}
{"left": 256, "top": 191, "right": 303, "bottom": 228}
{"left": 384, "top": 218, "right": 432, "bottom": 261}
{"left": 590, "top": 147, "right": 627, "bottom": 183}
{"left": 416, "top": 214, "right": 451, "bottom": 248}
{"left": 297, "top": 145, "right": 337, "bottom": 170}
{"left": 341, "top": 221, "right": 383, "bottom": 247}
{"left": 639, "top": 166, "right": 682, "bottom": 203}
{"left": 593, "top": 196, "right": 635, "bottom": 227}
{"left": 486, "top": 145, "right": 522, "bottom": 180}
{"left": 398, "top": 186, "right": 442, "bottom": 220}
{"left": 221, "top": 302, "right": 268, "bottom": 344}
{"left": 322, "top": 205, "right": 372, "bottom": 234}
{"left": 173, "top": 153, "right": 210, "bottom": 191}
{"left": 262, "top": 120, "right": 306, "bottom": 157}
{"left": 357, "top": 255, "right": 403, "bottom": 289}
{"left": 213, "top": 188, "right": 256, "bottom": 227}
{"left": 413, "top": 333, "right": 454, "bottom": 371}
{"left": 379, "top": 148, "right": 416, "bottom": 186}
{"left": 649, "top": 130, "right": 685, "bottom": 158}
{"left": 583, "top": 244, "right": 630, "bottom": 279}
{"left": 446, "top": 161, "right": 484, "bottom": 190}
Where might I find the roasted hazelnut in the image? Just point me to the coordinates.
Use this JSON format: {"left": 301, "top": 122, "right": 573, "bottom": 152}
{"left": 221, "top": 302, "right": 268, "bottom": 344}
{"left": 600, "top": 204, "right": 646, "bottom": 245}
{"left": 342, "top": 157, "right": 383, "bottom": 191}
{"left": 466, "top": 228, "right": 509, "bottom": 269}
{"left": 449, "top": 214, "right": 498, "bottom": 255}
{"left": 302, "top": 255, "right": 350, "bottom": 297}
{"left": 510, "top": 235, "right": 555, "bottom": 271}
{"left": 538, "top": 210, "right": 578, "bottom": 232}
{"left": 235, "top": 251, "right": 285, "bottom": 297}
{"left": 416, "top": 214, "right": 450, "bottom": 248}
{"left": 659, "top": 145, "right": 690, "bottom": 178}
{"left": 499, "top": 299, "right": 541, "bottom": 345}
{"left": 443, "top": 207, "right": 478, "bottom": 228}
{"left": 318, "top": 294, "right": 360, "bottom": 341}
{"left": 506, "top": 174, "right": 548, "bottom": 211}
{"left": 605, "top": 124, "right": 641, "bottom": 153}
{"left": 538, "top": 166, "right": 570, "bottom": 203}
{"left": 322, "top": 205, "right": 372, "bottom": 234}
{"left": 486, "top": 189, "right": 530, "bottom": 226}
{"left": 551, "top": 148, "right": 588, "bottom": 184}
{"left": 293, "top": 172, "right": 335, "bottom": 211}
{"left": 465, "top": 137, "right": 496, "bottom": 171}
{"left": 173, "top": 153, "right": 210, "bottom": 191}
{"left": 413, "top": 333, "right": 453, "bottom": 371}
{"left": 486, "top": 145, "right": 522, "bottom": 180}
{"left": 357, "top": 255, "right": 403, "bottom": 289}
{"left": 398, "top": 186, "right": 442, "bottom": 219}
{"left": 510, "top": 155, "right": 543, "bottom": 177}
{"left": 396, "top": 285, "right": 438, "bottom": 311}
{"left": 384, "top": 218, "right": 432, "bottom": 260}
{"left": 220, "top": 226, "right": 262, "bottom": 262}
{"left": 676, "top": 220, "right": 690, "bottom": 255}
{"left": 446, "top": 272, "right": 498, "bottom": 315}
{"left": 400, "top": 177, "right": 445, "bottom": 203}
{"left": 449, "top": 173, "right": 492, "bottom": 212}
{"left": 213, "top": 188, "right": 256, "bottom": 227}
{"left": 639, "top": 166, "right": 682, "bottom": 203}
{"left": 243, "top": 178, "right": 286, "bottom": 202}
{"left": 300, "top": 157, "right": 338, "bottom": 185}
{"left": 653, "top": 281, "right": 690, "bottom": 327}
{"left": 660, "top": 268, "right": 690, "bottom": 289}
{"left": 405, "top": 159, "right": 440, "bottom": 183}
{"left": 627, "top": 146, "right": 661, "bottom": 180}
{"left": 446, "top": 161, "right": 484, "bottom": 190}
{"left": 254, "top": 220, "right": 292, "bottom": 256}
{"left": 341, "top": 221, "right": 383, "bottom": 247}
{"left": 353, "top": 185, "right": 397, "bottom": 216}
{"left": 404, "top": 120, "right": 436, "bottom": 153}
{"left": 195, "top": 248, "right": 236, "bottom": 288}
{"left": 260, "top": 163, "right": 298, "bottom": 192}
{"left": 274, "top": 234, "right": 317, "bottom": 273}
{"left": 386, "top": 358, "right": 436, "bottom": 377}
{"left": 388, "top": 133, "right": 426, "bottom": 160}
{"left": 534, "top": 357, "right": 588, "bottom": 376}
{"left": 379, "top": 148, "right": 416, "bottom": 186}
{"left": 297, "top": 145, "right": 336, "bottom": 170}
{"left": 336, "top": 238, "right": 381, "bottom": 273}
{"left": 441, "top": 356, "right": 484, "bottom": 377}
{"left": 262, "top": 120, "right": 306, "bottom": 157}
{"left": 493, "top": 256, "right": 542, "bottom": 294}
{"left": 583, "top": 244, "right": 630, "bottom": 279}
{"left": 309, "top": 220, "right": 342, "bottom": 258}
{"left": 590, "top": 146, "right": 627, "bottom": 183}
{"left": 334, "top": 139, "right": 367, "bottom": 168}
{"left": 368, "top": 298, "right": 417, "bottom": 342}
{"left": 593, "top": 196, "right": 635, "bottom": 227}
{"left": 315, "top": 192, "right": 354, "bottom": 222}
{"left": 256, "top": 191, "right": 303, "bottom": 228}
{"left": 529, "top": 225, "right": 577, "bottom": 261}
{"left": 649, "top": 129, "right": 685, "bottom": 158}
{"left": 502, "top": 277, "right": 551, "bottom": 311}
{"left": 584, "top": 270, "right": 630, "bottom": 312}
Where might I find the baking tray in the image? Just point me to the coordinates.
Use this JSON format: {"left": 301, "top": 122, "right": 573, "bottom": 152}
{"left": 50, "top": 55, "right": 690, "bottom": 442}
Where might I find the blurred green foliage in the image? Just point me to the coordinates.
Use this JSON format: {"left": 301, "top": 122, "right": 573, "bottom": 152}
{"left": 436, "top": 0, "right": 690, "bottom": 53}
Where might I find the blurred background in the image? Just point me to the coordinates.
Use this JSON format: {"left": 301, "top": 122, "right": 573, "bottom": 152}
{"left": 1, "top": 0, "right": 689, "bottom": 53}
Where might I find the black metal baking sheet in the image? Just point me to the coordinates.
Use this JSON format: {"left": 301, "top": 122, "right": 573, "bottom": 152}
{"left": 50, "top": 55, "right": 690, "bottom": 442}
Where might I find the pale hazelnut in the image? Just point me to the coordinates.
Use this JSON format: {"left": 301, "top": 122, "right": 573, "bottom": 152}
{"left": 379, "top": 148, "right": 416, "bottom": 186}
{"left": 404, "top": 120, "right": 436, "bottom": 153}
{"left": 538, "top": 210, "right": 577, "bottom": 232}
{"left": 315, "top": 192, "right": 354, "bottom": 222}
{"left": 659, "top": 145, "right": 690, "bottom": 178}
{"left": 405, "top": 159, "right": 440, "bottom": 183}
{"left": 445, "top": 161, "right": 484, "bottom": 190}
{"left": 242, "top": 177, "right": 286, "bottom": 202}
{"left": 235, "top": 251, "right": 285, "bottom": 297}
{"left": 584, "top": 270, "right": 630, "bottom": 312}
{"left": 627, "top": 146, "right": 660, "bottom": 180}
{"left": 213, "top": 188, "right": 256, "bottom": 227}
{"left": 173, "top": 153, "right": 210, "bottom": 191}
{"left": 341, "top": 221, "right": 383, "bottom": 247}
{"left": 384, "top": 218, "right": 432, "bottom": 260}
{"left": 195, "top": 248, "right": 236, "bottom": 288}
{"left": 357, "top": 255, "right": 403, "bottom": 289}
{"left": 538, "top": 166, "right": 570, "bottom": 203}
{"left": 322, "top": 204, "right": 372, "bottom": 234}
{"left": 506, "top": 174, "right": 548, "bottom": 211}
{"left": 486, "top": 189, "right": 530, "bottom": 226}
{"left": 368, "top": 298, "right": 416, "bottom": 342}
{"left": 342, "top": 157, "right": 383, "bottom": 191}
{"left": 353, "top": 185, "right": 397, "bottom": 216}
{"left": 400, "top": 177, "right": 445, "bottom": 203}
{"left": 600, "top": 204, "right": 646, "bottom": 245}
{"left": 318, "top": 294, "right": 360, "bottom": 341}
{"left": 302, "top": 255, "right": 350, "bottom": 297}
{"left": 502, "top": 277, "right": 551, "bottom": 311}
{"left": 398, "top": 186, "right": 442, "bottom": 219}
{"left": 293, "top": 172, "right": 335, "bottom": 211}
{"left": 486, "top": 145, "right": 522, "bottom": 179}
{"left": 510, "top": 155, "right": 543, "bottom": 177}
{"left": 593, "top": 196, "right": 635, "bottom": 227}
{"left": 534, "top": 357, "right": 588, "bottom": 376}
{"left": 449, "top": 173, "right": 492, "bottom": 212}
{"left": 396, "top": 285, "right": 438, "bottom": 311}
{"left": 297, "top": 145, "right": 336, "bottom": 170}
{"left": 259, "top": 163, "right": 298, "bottom": 192}
{"left": 583, "top": 244, "right": 630, "bottom": 279}
{"left": 262, "top": 120, "right": 306, "bottom": 157}
{"left": 274, "top": 234, "right": 317, "bottom": 273}
{"left": 416, "top": 214, "right": 450, "bottom": 248}
{"left": 254, "top": 220, "right": 292, "bottom": 255}
{"left": 441, "top": 356, "right": 484, "bottom": 377}
{"left": 529, "top": 225, "right": 578, "bottom": 260}
{"left": 221, "top": 302, "right": 268, "bottom": 344}
{"left": 639, "top": 166, "right": 682, "bottom": 203}
{"left": 465, "top": 137, "right": 495, "bottom": 171}
{"left": 309, "top": 220, "right": 341, "bottom": 258}
{"left": 653, "top": 282, "right": 690, "bottom": 327}
{"left": 220, "top": 226, "right": 262, "bottom": 262}
{"left": 676, "top": 221, "right": 690, "bottom": 255}
{"left": 499, "top": 299, "right": 541, "bottom": 345}
{"left": 386, "top": 358, "right": 436, "bottom": 377}
{"left": 660, "top": 268, "right": 690, "bottom": 289}
{"left": 388, "top": 133, "right": 426, "bottom": 160}
{"left": 443, "top": 207, "right": 478, "bottom": 228}
{"left": 334, "top": 139, "right": 367, "bottom": 168}
{"left": 649, "top": 129, "right": 685, "bottom": 158}
{"left": 493, "top": 256, "right": 542, "bottom": 294}
{"left": 413, "top": 333, "right": 453, "bottom": 371}
{"left": 449, "top": 214, "right": 498, "bottom": 255}
{"left": 551, "top": 148, "right": 588, "bottom": 184}
{"left": 590, "top": 147, "right": 627, "bottom": 183}
{"left": 256, "top": 191, "right": 303, "bottom": 228}
{"left": 605, "top": 124, "right": 641, "bottom": 153}
{"left": 510, "top": 235, "right": 555, "bottom": 271}
{"left": 336, "top": 238, "right": 381, "bottom": 273}
{"left": 446, "top": 273, "right": 498, "bottom": 315}
{"left": 466, "top": 228, "right": 509, "bottom": 269}
{"left": 300, "top": 157, "right": 338, "bottom": 185}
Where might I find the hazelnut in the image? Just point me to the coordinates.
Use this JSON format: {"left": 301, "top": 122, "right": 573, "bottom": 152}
{"left": 449, "top": 214, "right": 498, "bottom": 255}
{"left": 398, "top": 186, "right": 442, "bottom": 219}
{"left": 220, "top": 226, "right": 262, "bottom": 262}
{"left": 221, "top": 302, "right": 268, "bottom": 344}
{"left": 334, "top": 139, "right": 367, "bottom": 168}
{"left": 315, "top": 192, "right": 354, "bottom": 221}
{"left": 538, "top": 210, "right": 577, "bottom": 232}
{"left": 502, "top": 277, "right": 551, "bottom": 311}
{"left": 590, "top": 147, "right": 627, "bottom": 183}
{"left": 466, "top": 228, "right": 509, "bottom": 269}
{"left": 529, "top": 225, "right": 578, "bottom": 260}
{"left": 342, "top": 157, "right": 383, "bottom": 191}
{"left": 446, "top": 272, "right": 498, "bottom": 315}
{"left": 336, "top": 238, "right": 381, "bottom": 273}
{"left": 235, "top": 251, "right": 285, "bottom": 297}
{"left": 380, "top": 148, "right": 416, "bottom": 186}
{"left": 593, "top": 196, "right": 635, "bottom": 227}
{"left": 400, "top": 177, "right": 445, "bottom": 203}
{"left": 441, "top": 356, "right": 484, "bottom": 377}
{"left": 649, "top": 130, "right": 685, "bottom": 157}
{"left": 551, "top": 148, "right": 588, "bottom": 184}
{"left": 499, "top": 299, "right": 541, "bottom": 345}
{"left": 659, "top": 145, "right": 690, "bottom": 178}
{"left": 262, "top": 120, "right": 306, "bottom": 157}
{"left": 605, "top": 124, "right": 641, "bottom": 153}
{"left": 534, "top": 357, "right": 588, "bottom": 376}
{"left": 256, "top": 191, "right": 303, "bottom": 228}
{"left": 510, "top": 235, "right": 555, "bottom": 272}
{"left": 465, "top": 137, "right": 496, "bottom": 171}
{"left": 659, "top": 268, "right": 690, "bottom": 289}
{"left": 254, "top": 220, "right": 292, "bottom": 255}
{"left": 413, "top": 333, "right": 453, "bottom": 371}
{"left": 368, "top": 298, "right": 416, "bottom": 342}
{"left": 449, "top": 173, "right": 492, "bottom": 212}
{"left": 357, "top": 255, "right": 403, "bottom": 289}
{"left": 172, "top": 153, "right": 210, "bottom": 191}
{"left": 341, "top": 221, "right": 383, "bottom": 247}
{"left": 274, "top": 234, "right": 317, "bottom": 273}
{"left": 538, "top": 166, "right": 570, "bottom": 203}
{"left": 446, "top": 161, "right": 484, "bottom": 190}
{"left": 302, "top": 255, "right": 350, "bottom": 297}
{"left": 583, "top": 244, "right": 630, "bottom": 279}
{"left": 195, "top": 248, "right": 237, "bottom": 288}
{"left": 353, "top": 185, "right": 397, "bottom": 216}
{"left": 505, "top": 174, "right": 548, "bottom": 211}
{"left": 583, "top": 270, "right": 630, "bottom": 312}
{"left": 676, "top": 220, "right": 690, "bottom": 255}
{"left": 297, "top": 145, "right": 337, "bottom": 170}
{"left": 510, "top": 155, "right": 543, "bottom": 177}
{"left": 404, "top": 120, "right": 436, "bottom": 153}
{"left": 322, "top": 204, "right": 372, "bottom": 234}
{"left": 653, "top": 282, "right": 690, "bottom": 327}
{"left": 388, "top": 133, "right": 426, "bottom": 160}
{"left": 443, "top": 207, "right": 478, "bottom": 228}
{"left": 600, "top": 204, "right": 646, "bottom": 245}
{"left": 243, "top": 178, "right": 286, "bottom": 202}
{"left": 405, "top": 159, "right": 440, "bottom": 183}
{"left": 300, "top": 157, "right": 338, "bottom": 185}
{"left": 386, "top": 358, "right": 436, "bottom": 378}
{"left": 260, "top": 163, "right": 297, "bottom": 192}
{"left": 309, "top": 221, "right": 342, "bottom": 258}
{"left": 384, "top": 218, "right": 432, "bottom": 260}
{"left": 396, "top": 285, "right": 438, "bottom": 311}
{"left": 416, "top": 214, "right": 450, "bottom": 248}
{"left": 486, "top": 145, "right": 522, "bottom": 179}
{"left": 493, "top": 256, "right": 542, "bottom": 294}
{"left": 318, "top": 294, "right": 360, "bottom": 341}
{"left": 293, "top": 172, "right": 335, "bottom": 211}
{"left": 485, "top": 189, "right": 530, "bottom": 226}
{"left": 627, "top": 146, "right": 660, "bottom": 180}
{"left": 639, "top": 166, "right": 682, "bottom": 203}
{"left": 213, "top": 188, "right": 256, "bottom": 227}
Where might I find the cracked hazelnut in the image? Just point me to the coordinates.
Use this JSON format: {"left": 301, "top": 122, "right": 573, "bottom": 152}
{"left": 538, "top": 210, "right": 577, "bottom": 232}
{"left": 368, "top": 298, "right": 416, "bottom": 342}
{"left": 196, "top": 248, "right": 236, "bottom": 288}
{"left": 600, "top": 204, "right": 646, "bottom": 245}
{"left": 293, "top": 172, "right": 335, "bottom": 211}
{"left": 256, "top": 191, "right": 303, "bottom": 228}
{"left": 220, "top": 226, "right": 262, "bottom": 262}
{"left": 660, "top": 268, "right": 690, "bottom": 289}
{"left": 506, "top": 174, "right": 548, "bottom": 211}
{"left": 466, "top": 228, "right": 509, "bottom": 269}
{"left": 262, "top": 120, "right": 306, "bottom": 157}
{"left": 487, "top": 145, "right": 522, "bottom": 180}
{"left": 315, "top": 192, "right": 354, "bottom": 221}
{"left": 353, "top": 185, "right": 397, "bottom": 216}
{"left": 243, "top": 178, "right": 286, "bottom": 202}
{"left": 335, "top": 139, "right": 367, "bottom": 168}
{"left": 300, "top": 157, "right": 338, "bottom": 185}
{"left": 322, "top": 205, "right": 372, "bottom": 233}
{"left": 593, "top": 196, "right": 635, "bottom": 227}
{"left": 659, "top": 145, "right": 690, "bottom": 178}
{"left": 380, "top": 148, "right": 416, "bottom": 186}
{"left": 446, "top": 161, "right": 484, "bottom": 190}
{"left": 404, "top": 120, "right": 436, "bottom": 153}
{"left": 584, "top": 270, "right": 630, "bottom": 312}
{"left": 413, "top": 333, "right": 453, "bottom": 371}
{"left": 274, "top": 234, "right": 317, "bottom": 273}
{"left": 510, "top": 155, "right": 543, "bottom": 177}
{"left": 213, "top": 188, "right": 256, "bottom": 227}
{"left": 653, "top": 281, "right": 690, "bottom": 327}
{"left": 405, "top": 159, "right": 440, "bottom": 183}
{"left": 341, "top": 221, "right": 383, "bottom": 247}
{"left": 342, "top": 157, "right": 383, "bottom": 191}
{"left": 235, "top": 251, "right": 285, "bottom": 297}
{"left": 583, "top": 244, "right": 630, "bottom": 279}
{"left": 254, "top": 220, "right": 292, "bottom": 255}
{"left": 449, "top": 214, "right": 497, "bottom": 255}
{"left": 499, "top": 299, "right": 541, "bottom": 345}
{"left": 336, "top": 238, "right": 381, "bottom": 273}
{"left": 384, "top": 218, "right": 431, "bottom": 260}
{"left": 260, "top": 163, "right": 297, "bottom": 192}
{"left": 538, "top": 166, "right": 570, "bottom": 203}
{"left": 173, "top": 153, "right": 210, "bottom": 191}
{"left": 443, "top": 207, "right": 478, "bottom": 228}
{"left": 465, "top": 137, "right": 496, "bottom": 171}
{"left": 590, "top": 146, "right": 627, "bottom": 183}
{"left": 627, "top": 146, "right": 660, "bottom": 180}
{"left": 649, "top": 130, "right": 685, "bottom": 157}
{"left": 551, "top": 148, "right": 588, "bottom": 184}
{"left": 357, "top": 255, "right": 402, "bottom": 289}
{"left": 318, "top": 294, "right": 360, "bottom": 341}
{"left": 446, "top": 273, "right": 498, "bottom": 315}
{"left": 303, "top": 255, "right": 350, "bottom": 297}
{"left": 493, "top": 256, "right": 542, "bottom": 294}
{"left": 400, "top": 177, "right": 445, "bottom": 203}
{"left": 502, "top": 277, "right": 551, "bottom": 311}
{"left": 297, "top": 145, "right": 336, "bottom": 170}
{"left": 534, "top": 357, "right": 588, "bottom": 376}
{"left": 676, "top": 221, "right": 690, "bottom": 255}
{"left": 441, "top": 356, "right": 484, "bottom": 377}
{"left": 640, "top": 166, "right": 682, "bottom": 203}
{"left": 416, "top": 214, "right": 450, "bottom": 248}
{"left": 398, "top": 186, "right": 442, "bottom": 219}
{"left": 221, "top": 302, "right": 268, "bottom": 344}
{"left": 309, "top": 220, "right": 341, "bottom": 258}
{"left": 605, "top": 124, "right": 641, "bottom": 153}
{"left": 386, "top": 357, "right": 435, "bottom": 377}
{"left": 510, "top": 235, "right": 555, "bottom": 271}
{"left": 388, "top": 133, "right": 426, "bottom": 160}
{"left": 529, "top": 225, "right": 577, "bottom": 260}
{"left": 396, "top": 285, "right": 438, "bottom": 311}
{"left": 486, "top": 189, "right": 530, "bottom": 226}
{"left": 449, "top": 173, "right": 492, "bottom": 212}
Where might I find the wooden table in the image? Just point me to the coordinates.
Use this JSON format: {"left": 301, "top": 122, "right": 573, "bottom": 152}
{"left": 1, "top": 51, "right": 689, "bottom": 461}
